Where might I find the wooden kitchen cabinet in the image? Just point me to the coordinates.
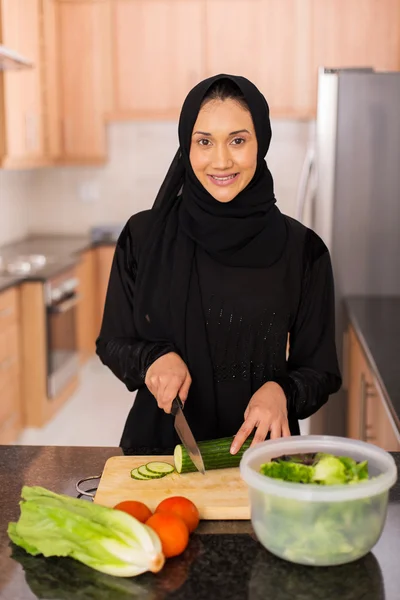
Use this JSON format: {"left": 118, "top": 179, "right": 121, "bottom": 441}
{"left": 0, "top": 287, "right": 22, "bottom": 444}
{"left": 0, "top": 0, "right": 47, "bottom": 169}
{"left": 94, "top": 245, "right": 115, "bottom": 337}
{"left": 204, "top": 0, "right": 314, "bottom": 119}
{"left": 109, "top": 0, "right": 204, "bottom": 119}
{"left": 311, "top": 0, "right": 400, "bottom": 111}
{"left": 56, "top": 0, "right": 112, "bottom": 163}
{"left": 347, "top": 325, "right": 400, "bottom": 452}
{"left": 41, "top": 0, "right": 62, "bottom": 161}
{"left": 76, "top": 249, "right": 97, "bottom": 364}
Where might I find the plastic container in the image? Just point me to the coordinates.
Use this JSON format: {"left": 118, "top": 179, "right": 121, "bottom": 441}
{"left": 240, "top": 435, "right": 398, "bottom": 567}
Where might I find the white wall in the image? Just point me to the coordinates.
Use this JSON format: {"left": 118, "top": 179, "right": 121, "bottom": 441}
{"left": 0, "top": 120, "right": 313, "bottom": 241}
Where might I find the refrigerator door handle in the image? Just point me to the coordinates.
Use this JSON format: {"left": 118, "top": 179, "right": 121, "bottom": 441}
{"left": 295, "top": 146, "right": 316, "bottom": 223}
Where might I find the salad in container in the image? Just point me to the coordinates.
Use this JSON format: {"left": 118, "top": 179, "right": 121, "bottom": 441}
{"left": 240, "top": 435, "right": 398, "bottom": 567}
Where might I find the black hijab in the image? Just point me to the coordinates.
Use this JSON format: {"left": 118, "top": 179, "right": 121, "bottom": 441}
{"left": 134, "top": 74, "right": 288, "bottom": 441}
{"left": 178, "top": 74, "right": 286, "bottom": 267}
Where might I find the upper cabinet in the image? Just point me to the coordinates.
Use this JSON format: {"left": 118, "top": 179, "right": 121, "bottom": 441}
{"left": 0, "top": 0, "right": 46, "bottom": 168}
{"left": 41, "top": 0, "right": 62, "bottom": 161}
{"left": 56, "top": 0, "right": 112, "bottom": 163}
{"left": 110, "top": 0, "right": 204, "bottom": 119}
{"left": 1, "top": 0, "right": 400, "bottom": 168}
{"left": 205, "top": 0, "right": 314, "bottom": 119}
{"left": 311, "top": 0, "right": 400, "bottom": 110}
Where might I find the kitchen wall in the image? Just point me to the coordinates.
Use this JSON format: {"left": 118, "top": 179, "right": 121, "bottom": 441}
{"left": 1, "top": 120, "right": 313, "bottom": 241}
{"left": 0, "top": 170, "right": 34, "bottom": 245}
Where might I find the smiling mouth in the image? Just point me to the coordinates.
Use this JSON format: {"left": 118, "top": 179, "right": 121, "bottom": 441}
{"left": 207, "top": 173, "right": 239, "bottom": 186}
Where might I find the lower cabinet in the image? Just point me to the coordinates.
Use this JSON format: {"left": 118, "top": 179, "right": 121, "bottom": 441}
{"left": 0, "top": 287, "right": 22, "bottom": 444}
{"left": 347, "top": 325, "right": 400, "bottom": 452}
{"left": 76, "top": 249, "right": 97, "bottom": 364}
{"left": 94, "top": 245, "right": 115, "bottom": 338}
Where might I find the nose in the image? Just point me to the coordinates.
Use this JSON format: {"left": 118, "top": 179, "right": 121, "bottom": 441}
{"left": 211, "top": 144, "right": 234, "bottom": 170}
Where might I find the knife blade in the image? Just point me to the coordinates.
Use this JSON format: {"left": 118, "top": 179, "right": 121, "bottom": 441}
{"left": 171, "top": 395, "right": 205, "bottom": 475}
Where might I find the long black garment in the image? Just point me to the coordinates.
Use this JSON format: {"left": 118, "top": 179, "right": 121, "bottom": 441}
{"left": 96, "top": 211, "right": 341, "bottom": 452}
{"left": 96, "top": 74, "right": 341, "bottom": 452}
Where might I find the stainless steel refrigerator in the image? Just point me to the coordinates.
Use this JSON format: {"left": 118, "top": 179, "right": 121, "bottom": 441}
{"left": 295, "top": 67, "right": 400, "bottom": 437}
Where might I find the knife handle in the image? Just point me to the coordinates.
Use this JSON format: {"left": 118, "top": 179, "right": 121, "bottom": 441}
{"left": 171, "top": 395, "right": 184, "bottom": 416}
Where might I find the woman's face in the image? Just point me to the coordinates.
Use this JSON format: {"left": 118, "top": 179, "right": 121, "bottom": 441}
{"left": 190, "top": 98, "right": 258, "bottom": 203}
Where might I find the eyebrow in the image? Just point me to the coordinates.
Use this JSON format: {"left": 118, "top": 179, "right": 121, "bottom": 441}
{"left": 192, "top": 129, "right": 251, "bottom": 136}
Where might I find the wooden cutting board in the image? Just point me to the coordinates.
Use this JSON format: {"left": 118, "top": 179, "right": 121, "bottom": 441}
{"left": 94, "top": 455, "right": 250, "bottom": 520}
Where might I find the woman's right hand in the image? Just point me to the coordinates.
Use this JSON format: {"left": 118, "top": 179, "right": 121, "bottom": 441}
{"left": 145, "top": 352, "right": 192, "bottom": 413}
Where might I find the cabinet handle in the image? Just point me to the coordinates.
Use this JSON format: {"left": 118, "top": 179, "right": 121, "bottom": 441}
{"left": 359, "top": 374, "right": 376, "bottom": 441}
{"left": 0, "top": 307, "right": 13, "bottom": 319}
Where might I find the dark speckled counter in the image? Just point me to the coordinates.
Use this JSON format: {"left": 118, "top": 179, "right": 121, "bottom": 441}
{"left": 0, "top": 446, "right": 399, "bottom": 600}
{"left": 0, "top": 234, "right": 116, "bottom": 292}
{"left": 345, "top": 297, "right": 400, "bottom": 435}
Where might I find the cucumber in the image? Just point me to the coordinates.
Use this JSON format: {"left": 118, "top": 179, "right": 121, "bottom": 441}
{"left": 146, "top": 461, "right": 175, "bottom": 475}
{"left": 138, "top": 465, "right": 166, "bottom": 479}
{"left": 174, "top": 436, "right": 253, "bottom": 474}
{"left": 130, "top": 467, "right": 151, "bottom": 480}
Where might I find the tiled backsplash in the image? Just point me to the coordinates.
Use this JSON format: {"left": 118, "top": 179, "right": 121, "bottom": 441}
{"left": 0, "top": 120, "right": 313, "bottom": 243}
{"left": 0, "top": 170, "right": 33, "bottom": 245}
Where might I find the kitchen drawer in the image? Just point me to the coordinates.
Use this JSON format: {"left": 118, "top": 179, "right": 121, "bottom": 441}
{"left": 0, "top": 322, "right": 19, "bottom": 364}
{"left": 0, "top": 411, "right": 22, "bottom": 445}
{"left": 0, "top": 287, "right": 19, "bottom": 330}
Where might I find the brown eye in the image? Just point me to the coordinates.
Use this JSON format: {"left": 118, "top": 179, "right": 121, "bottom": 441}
{"left": 231, "top": 137, "right": 245, "bottom": 145}
{"left": 198, "top": 139, "right": 211, "bottom": 146}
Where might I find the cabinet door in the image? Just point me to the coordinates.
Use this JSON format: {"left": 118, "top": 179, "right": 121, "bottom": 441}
{"left": 0, "top": 287, "right": 22, "bottom": 443}
{"left": 76, "top": 250, "right": 97, "bottom": 364}
{"left": 347, "top": 327, "right": 371, "bottom": 441}
{"left": 311, "top": 0, "right": 400, "bottom": 110}
{"left": 112, "top": 0, "right": 204, "bottom": 119}
{"left": 205, "top": 0, "right": 314, "bottom": 119}
{"left": 94, "top": 245, "right": 116, "bottom": 336}
{"left": 347, "top": 326, "right": 400, "bottom": 450}
{"left": 365, "top": 382, "right": 400, "bottom": 452}
{"left": 0, "top": 0, "right": 46, "bottom": 168}
{"left": 57, "top": 0, "right": 111, "bottom": 162}
{"left": 42, "top": 0, "right": 61, "bottom": 161}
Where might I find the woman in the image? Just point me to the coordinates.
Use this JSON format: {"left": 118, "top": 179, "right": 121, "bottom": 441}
{"left": 96, "top": 74, "right": 341, "bottom": 455}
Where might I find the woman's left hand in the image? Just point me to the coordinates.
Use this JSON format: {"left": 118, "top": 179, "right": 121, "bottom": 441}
{"left": 230, "top": 382, "right": 291, "bottom": 454}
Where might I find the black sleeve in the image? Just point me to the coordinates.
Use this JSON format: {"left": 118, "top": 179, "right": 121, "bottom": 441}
{"left": 95, "top": 216, "right": 175, "bottom": 392}
{"left": 275, "top": 239, "right": 342, "bottom": 420}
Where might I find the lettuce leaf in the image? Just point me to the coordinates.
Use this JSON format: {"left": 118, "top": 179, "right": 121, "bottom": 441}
{"left": 8, "top": 486, "right": 164, "bottom": 577}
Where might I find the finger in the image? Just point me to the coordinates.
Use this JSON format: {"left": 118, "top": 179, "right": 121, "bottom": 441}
{"left": 231, "top": 417, "right": 257, "bottom": 455}
{"left": 178, "top": 373, "right": 192, "bottom": 403}
{"left": 160, "top": 377, "right": 182, "bottom": 413}
{"left": 250, "top": 422, "right": 271, "bottom": 447}
{"left": 282, "top": 421, "right": 291, "bottom": 437}
{"left": 270, "top": 421, "right": 283, "bottom": 440}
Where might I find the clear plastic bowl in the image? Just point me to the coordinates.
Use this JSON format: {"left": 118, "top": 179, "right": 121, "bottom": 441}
{"left": 240, "top": 435, "right": 398, "bottom": 567}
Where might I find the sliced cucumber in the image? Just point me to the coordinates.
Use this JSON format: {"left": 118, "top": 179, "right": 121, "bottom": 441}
{"left": 146, "top": 461, "right": 175, "bottom": 475}
{"left": 174, "top": 436, "right": 253, "bottom": 474}
{"left": 137, "top": 465, "right": 166, "bottom": 479}
{"left": 130, "top": 467, "right": 151, "bottom": 480}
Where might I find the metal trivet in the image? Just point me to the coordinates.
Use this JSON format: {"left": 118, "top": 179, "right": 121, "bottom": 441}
{"left": 75, "top": 474, "right": 102, "bottom": 501}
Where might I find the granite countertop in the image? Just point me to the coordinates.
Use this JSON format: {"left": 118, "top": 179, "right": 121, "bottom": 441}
{"left": 0, "top": 234, "right": 116, "bottom": 293}
{"left": 0, "top": 445, "right": 399, "bottom": 600}
{"left": 345, "top": 297, "right": 400, "bottom": 435}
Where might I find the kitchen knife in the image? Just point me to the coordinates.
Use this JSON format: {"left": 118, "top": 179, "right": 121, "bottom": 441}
{"left": 171, "top": 395, "right": 205, "bottom": 475}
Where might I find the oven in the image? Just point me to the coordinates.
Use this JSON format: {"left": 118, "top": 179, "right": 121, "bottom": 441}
{"left": 45, "top": 269, "right": 80, "bottom": 399}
